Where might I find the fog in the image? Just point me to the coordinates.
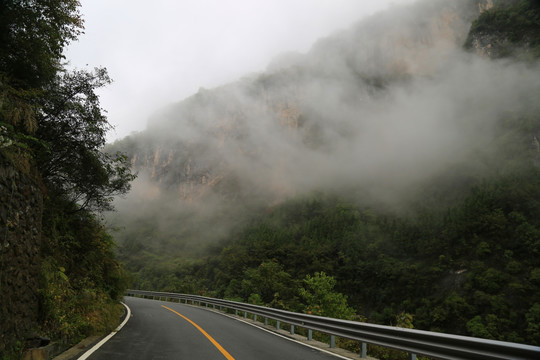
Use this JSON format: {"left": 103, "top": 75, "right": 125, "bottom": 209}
{"left": 108, "top": 0, "right": 540, "bottom": 252}
{"left": 66, "top": 0, "right": 416, "bottom": 142}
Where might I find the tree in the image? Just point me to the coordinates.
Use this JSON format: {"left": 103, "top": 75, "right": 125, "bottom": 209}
{"left": 299, "top": 272, "right": 355, "bottom": 320}
{"left": 0, "top": 0, "right": 134, "bottom": 212}
{"left": 36, "top": 67, "right": 135, "bottom": 211}
{"left": 0, "top": 0, "right": 83, "bottom": 89}
{"left": 239, "top": 260, "right": 297, "bottom": 308}
{"left": 526, "top": 303, "right": 540, "bottom": 344}
{"left": 0, "top": 0, "right": 85, "bottom": 161}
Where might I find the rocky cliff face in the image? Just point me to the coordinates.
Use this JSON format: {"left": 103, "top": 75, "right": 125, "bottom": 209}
{"left": 466, "top": 0, "right": 539, "bottom": 59}
{"left": 0, "top": 152, "right": 43, "bottom": 354}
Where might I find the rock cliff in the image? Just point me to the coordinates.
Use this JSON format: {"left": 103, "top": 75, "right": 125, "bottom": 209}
{"left": 466, "top": 0, "right": 540, "bottom": 59}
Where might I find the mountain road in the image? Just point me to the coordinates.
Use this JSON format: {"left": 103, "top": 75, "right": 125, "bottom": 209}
{"left": 84, "top": 296, "right": 349, "bottom": 360}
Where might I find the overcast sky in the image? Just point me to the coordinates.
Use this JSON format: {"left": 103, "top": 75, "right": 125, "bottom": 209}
{"left": 64, "top": 0, "right": 416, "bottom": 142}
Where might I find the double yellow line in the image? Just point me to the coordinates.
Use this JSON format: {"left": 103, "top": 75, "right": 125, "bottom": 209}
{"left": 162, "top": 305, "right": 235, "bottom": 360}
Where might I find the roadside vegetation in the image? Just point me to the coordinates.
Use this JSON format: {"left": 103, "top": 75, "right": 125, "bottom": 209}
{"left": 0, "top": 1, "right": 134, "bottom": 357}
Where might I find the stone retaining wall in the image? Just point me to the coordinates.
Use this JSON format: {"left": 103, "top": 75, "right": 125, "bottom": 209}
{"left": 0, "top": 152, "right": 43, "bottom": 354}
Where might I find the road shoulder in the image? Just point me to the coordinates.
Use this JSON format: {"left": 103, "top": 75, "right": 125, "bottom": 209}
{"left": 52, "top": 302, "right": 131, "bottom": 360}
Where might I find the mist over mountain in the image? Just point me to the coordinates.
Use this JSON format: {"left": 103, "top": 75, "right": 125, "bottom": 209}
{"left": 107, "top": 0, "right": 538, "bottom": 252}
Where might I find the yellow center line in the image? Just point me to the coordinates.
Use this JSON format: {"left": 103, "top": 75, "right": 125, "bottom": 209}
{"left": 161, "top": 305, "right": 236, "bottom": 360}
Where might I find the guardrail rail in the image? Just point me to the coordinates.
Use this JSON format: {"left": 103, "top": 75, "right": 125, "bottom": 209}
{"left": 125, "top": 289, "right": 540, "bottom": 360}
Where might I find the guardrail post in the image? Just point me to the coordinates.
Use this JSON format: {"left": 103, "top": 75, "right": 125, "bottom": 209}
{"left": 409, "top": 353, "right": 417, "bottom": 360}
{"left": 308, "top": 329, "right": 312, "bottom": 341}
{"left": 264, "top": 317, "right": 268, "bottom": 326}
{"left": 360, "top": 342, "right": 367, "bottom": 358}
{"left": 290, "top": 325, "right": 295, "bottom": 335}
{"left": 235, "top": 309, "right": 238, "bottom": 316}
{"left": 244, "top": 312, "right": 247, "bottom": 318}
{"left": 253, "top": 314, "right": 257, "bottom": 321}
{"left": 276, "top": 320, "right": 280, "bottom": 330}
{"left": 330, "top": 335, "right": 335, "bottom": 348}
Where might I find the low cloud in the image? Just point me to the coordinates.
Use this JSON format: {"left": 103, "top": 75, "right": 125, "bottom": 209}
{"left": 108, "top": 0, "right": 540, "bottom": 248}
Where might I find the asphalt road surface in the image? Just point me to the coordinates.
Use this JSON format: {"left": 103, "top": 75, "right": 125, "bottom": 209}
{"left": 85, "top": 296, "right": 346, "bottom": 360}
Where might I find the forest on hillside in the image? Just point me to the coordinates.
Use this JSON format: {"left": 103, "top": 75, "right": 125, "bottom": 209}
{"left": 112, "top": 0, "right": 540, "bottom": 350}
{"left": 124, "top": 164, "right": 540, "bottom": 346}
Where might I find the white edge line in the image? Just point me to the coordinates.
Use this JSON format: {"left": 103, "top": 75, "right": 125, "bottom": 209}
{"left": 77, "top": 301, "right": 131, "bottom": 360}
{"left": 171, "top": 300, "right": 352, "bottom": 360}
{"left": 225, "top": 313, "right": 353, "bottom": 360}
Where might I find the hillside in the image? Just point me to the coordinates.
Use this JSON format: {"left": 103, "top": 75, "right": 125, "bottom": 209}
{"left": 106, "top": 0, "right": 540, "bottom": 347}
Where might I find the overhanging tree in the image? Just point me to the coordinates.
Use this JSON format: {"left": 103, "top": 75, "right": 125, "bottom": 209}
{"left": 36, "top": 67, "right": 135, "bottom": 212}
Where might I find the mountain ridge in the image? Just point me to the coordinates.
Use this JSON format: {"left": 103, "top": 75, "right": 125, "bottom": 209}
{"left": 109, "top": 0, "right": 500, "bottom": 204}
{"left": 106, "top": 0, "right": 540, "bottom": 257}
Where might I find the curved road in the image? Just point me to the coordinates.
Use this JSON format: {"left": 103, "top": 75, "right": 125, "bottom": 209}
{"left": 85, "top": 296, "right": 346, "bottom": 360}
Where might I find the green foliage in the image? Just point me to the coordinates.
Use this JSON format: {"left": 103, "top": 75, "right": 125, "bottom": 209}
{"left": 36, "top": 67, "right": 135, "bottom": 212}
{"left": 134, "top": 169, "right": 540, "bottom": 345}
{"left": 299, "top": 272, "right": 355, "bottom": 320}
{"left": 465, "top": 0, "right": 540, "bottom": 58}
{"left": 0, "top": 76, "right": 39, "bottom": 133}
{"left": 0, "top": 3, "right": 134, "bottom": 214}
{"left": 526, "top": 303, "right": 540, "bottom": 343}
{"left": 239, "top": 261, "right": 298, "bottom": 309}
{"left": 248, "top": 293, "right": 264, "bottom": 306}
{"left": 471, "top": 0, "right": 540, "bottom": 40}
{"left": 39, "top": 196, "right": 128, "bottom": 342}
{"left": 1, "top": 340, "right": 24, "bottom": 360}
{"left": 0, "top": 0, "right": 83, "bottom": 88}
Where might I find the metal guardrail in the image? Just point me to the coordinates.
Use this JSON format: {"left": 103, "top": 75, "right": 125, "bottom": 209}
{"left": 125, "top": 289, "right": 540, "bottom": 360}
